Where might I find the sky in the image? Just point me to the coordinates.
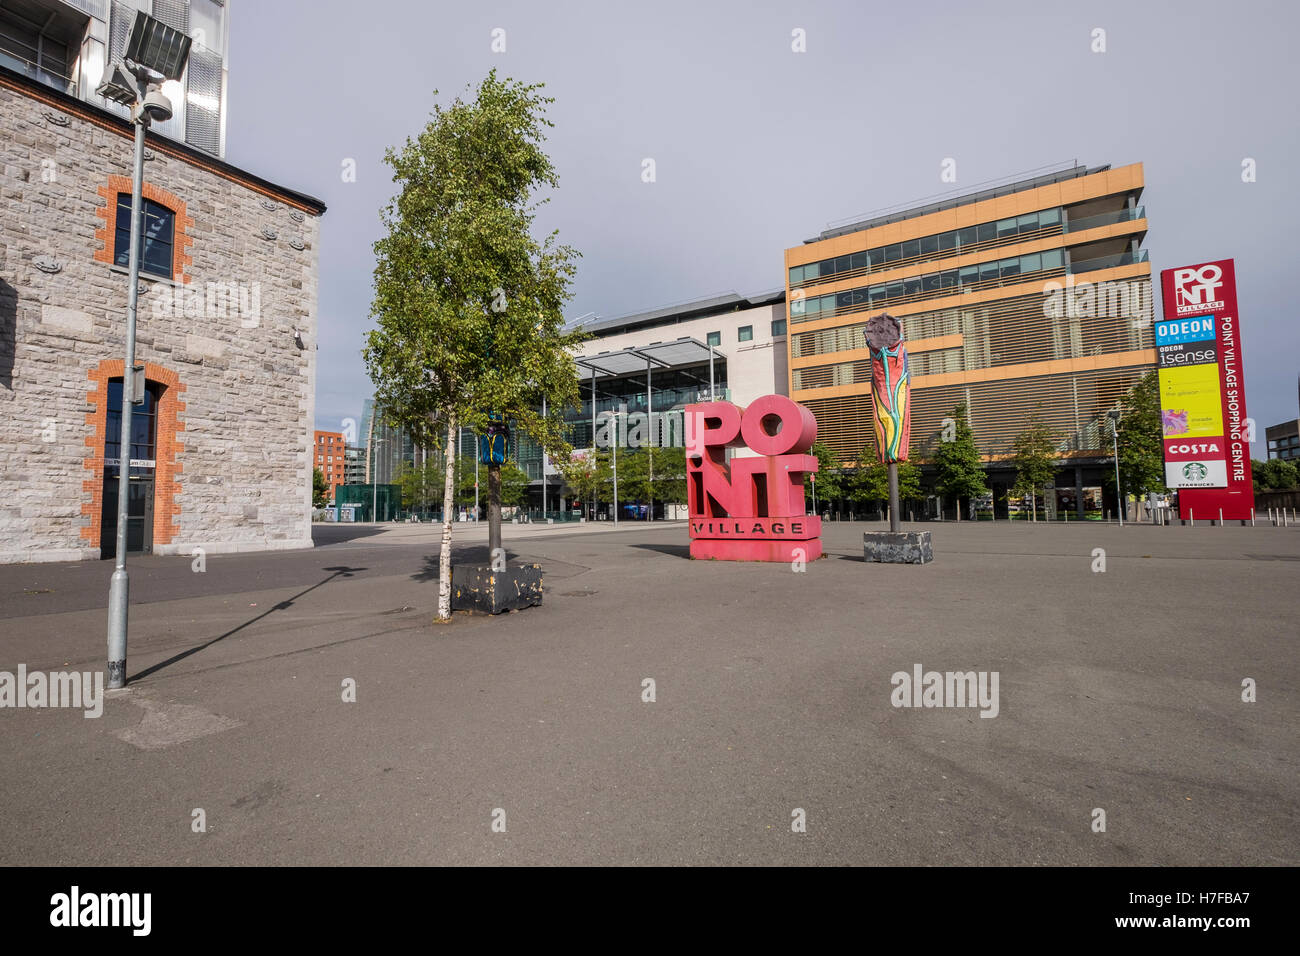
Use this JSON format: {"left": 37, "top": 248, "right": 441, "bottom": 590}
{"left": 224, "top": 0, "right": 1300, "bottom": 454}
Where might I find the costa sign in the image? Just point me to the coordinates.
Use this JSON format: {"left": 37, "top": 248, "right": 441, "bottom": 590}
{"left": 685, "top": 395, "right": 821, "bottom": 562}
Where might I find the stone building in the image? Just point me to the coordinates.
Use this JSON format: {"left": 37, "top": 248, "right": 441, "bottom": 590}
{"left": 0, "top": 61, "right": 325, "bottom": 563}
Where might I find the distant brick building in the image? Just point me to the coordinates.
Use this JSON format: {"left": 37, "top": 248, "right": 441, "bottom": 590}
{"left": 314, "top": 430, "right": 346, "bottom": 501}
{"left": 0, "top": 61, "right": 325, "bottom": 563}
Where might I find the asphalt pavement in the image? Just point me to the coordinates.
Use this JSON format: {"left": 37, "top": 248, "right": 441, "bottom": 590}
{"left": 1, "top": 518, "right": 1296, "bottom": 865}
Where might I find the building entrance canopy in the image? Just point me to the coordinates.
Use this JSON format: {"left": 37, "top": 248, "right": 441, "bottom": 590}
{"left": 575, "top": 337, "right": 720, "bottom": 379}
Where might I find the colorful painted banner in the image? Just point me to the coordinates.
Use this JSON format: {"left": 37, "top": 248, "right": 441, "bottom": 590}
{"left": 1157, "top": 259, "right": 1254, "bottom": 519}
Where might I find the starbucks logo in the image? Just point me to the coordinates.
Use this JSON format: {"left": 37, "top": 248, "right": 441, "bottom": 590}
{"left": 1182, "top": 461, "right": 1209, "bottom": 481}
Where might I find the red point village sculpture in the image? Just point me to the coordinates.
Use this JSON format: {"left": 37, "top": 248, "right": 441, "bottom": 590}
{"left": 685, "top": 394, "right": 823, "bottom": 562}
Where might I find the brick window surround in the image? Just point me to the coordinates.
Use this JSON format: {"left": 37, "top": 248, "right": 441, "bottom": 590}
{"left": 93, "top": 175, "right": 195, "bottom": 284}
{"left": 81, "top": 360, "right": 186, "bottom": 550}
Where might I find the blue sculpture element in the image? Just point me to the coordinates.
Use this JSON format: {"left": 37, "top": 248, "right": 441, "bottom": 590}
{"left": 478, "top": 415, "right": 509, "bottom": 465}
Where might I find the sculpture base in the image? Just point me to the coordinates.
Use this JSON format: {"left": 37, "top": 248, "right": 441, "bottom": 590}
{"left": 690, "top": 539, "right": 822, "bottom": 562}
{"left": 863, "top": 531, "right": 932, "bottom": 564}
{"left": 451, "top": 564, "right": 544, "bottom": 614}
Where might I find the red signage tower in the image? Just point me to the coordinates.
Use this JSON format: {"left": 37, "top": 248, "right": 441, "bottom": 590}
{"left": 1158, "top": 259, "right": 1254, "bottom": 521}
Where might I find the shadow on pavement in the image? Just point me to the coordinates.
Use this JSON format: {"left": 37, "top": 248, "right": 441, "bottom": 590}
{"left": 312, "top": 525, "right": 387, "bottom": 546}
{"left": 411, "top": 547, "right": 520, "bottom": 582}
{"left": 128, "top": 565, "right": 367, "bottom": 683}
{"left": 629, "top": 543, "right": 691, "bottom": 559}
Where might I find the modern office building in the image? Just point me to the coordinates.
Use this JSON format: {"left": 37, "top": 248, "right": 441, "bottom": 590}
{"left": 511, "top": 291, "right": 788, "bottom": 514}
{"left": 1266, "top": 420, "right": 1299, "bottom": 461}
{"left": 0, "top": 0, "right": 230, "bottom": 157}
{"left": 342, "top": 444, "right": 366, "bottom": 485}
{"left": 785, "top": 162, "right": 1154, "bottom": 515}
{"left": 361, "top": 397, "right": 418, "bottom": 486}
{"left": 0, "top": 1, "right": 325, "bottom": 563}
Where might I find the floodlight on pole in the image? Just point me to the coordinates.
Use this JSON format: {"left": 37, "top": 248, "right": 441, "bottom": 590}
{"left": 101, "top": 11, "right": 191, "bottom": 690}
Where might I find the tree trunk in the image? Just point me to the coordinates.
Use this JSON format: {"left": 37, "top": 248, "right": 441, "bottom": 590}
{"left": 488, "top": 462, "right": 502, "bottom": 559}
{"left": 437, "top": 415, "right": 456, "bottom": 623}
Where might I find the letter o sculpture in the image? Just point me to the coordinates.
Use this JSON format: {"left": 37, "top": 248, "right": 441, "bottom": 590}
{"left": 740, "top": 394, "right": 818, "bottom": 456}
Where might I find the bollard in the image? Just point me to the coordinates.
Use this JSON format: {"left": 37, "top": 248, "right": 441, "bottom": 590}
{"left": 1189, "top": 509, "right": 1194, "bottom": 527}
{"left": 1219, "top": 508, "right": 1224, "bottom": 526}
{"left": 1251, "top": 508, "right": 1255, "bottom": 527}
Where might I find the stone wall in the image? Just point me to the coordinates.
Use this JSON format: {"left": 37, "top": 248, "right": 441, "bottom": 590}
{"left": 0, "top": 75, "right": 322, "bottom": 563}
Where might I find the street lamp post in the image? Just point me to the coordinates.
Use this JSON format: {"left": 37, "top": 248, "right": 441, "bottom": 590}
{"left": 372, "top": 437, "right": 387, "bottom": 523}
{"left": 1109, "top": 409, "right": 1123, "bottom": 527}
{"left": 97, "top": 12, "right": 191, "bottom": 689}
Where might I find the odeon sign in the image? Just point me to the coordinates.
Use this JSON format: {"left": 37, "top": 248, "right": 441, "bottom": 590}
{"left": 685, "top": 395, "right": 821, "bottom": 562}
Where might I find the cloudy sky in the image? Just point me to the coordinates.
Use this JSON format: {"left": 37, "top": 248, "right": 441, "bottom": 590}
{"left": 225, "top": 0, "right": 1299, "bottom": 452}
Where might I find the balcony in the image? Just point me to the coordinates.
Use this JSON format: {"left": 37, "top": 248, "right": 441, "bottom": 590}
{"left": 0, "top": 47, "right": 75, "bottom": 95}
{"left": 1070, "top": 249, "right": 1150, "bottom": 275}
{"left": 1063, "top": 205, "right": 1146, "bottom": 234}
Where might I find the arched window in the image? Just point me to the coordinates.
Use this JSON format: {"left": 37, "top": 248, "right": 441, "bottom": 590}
{"left": 113, "top": 193, "right": 176, "bottom": 279}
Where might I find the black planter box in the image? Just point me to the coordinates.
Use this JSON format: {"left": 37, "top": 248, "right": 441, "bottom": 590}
{"left": 863, "top": 531, "right": 933, "bottom": 564}
{"left": 451, "top": 564, "right": 544, "bottom": 614}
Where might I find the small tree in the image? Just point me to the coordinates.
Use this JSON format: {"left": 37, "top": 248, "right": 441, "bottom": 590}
{"left": 932, "top": 403, "right": 988, "bottom": 519}
{"left": 365, "top": 71, "right": 586, "bottom": 622}
{"left": 850, "top": 456, "right": 922, "bottom": 518}
{"left": 649, "top": 446, "right": 687, "bottom": 508}
{"left": 1106, "top": 371, "right": 1167, "bottom": 501}
{"left": 498, "top": 460, "right": 531, "bottom": 508}
{"left": 397, "top": 459, "right": 442, "bottom": 513}
{"left": 1010, "top": 409, "right": 1059, "bottom": 522}
{"left": 804, "top": 441, "right": 842, "bottom": 512}
{"left": 555, "top": 450, "right": 598, "bottom": 513}
{"left": 1255, "top": 457, "right": 1299, "bottom": 491}
{"left": 312, "top": 467, "right": 329, "bottom": 508}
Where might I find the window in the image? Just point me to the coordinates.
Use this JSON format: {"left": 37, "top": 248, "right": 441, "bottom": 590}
{"left": 737, "top": 326, "right": 753, "bottom": 342}
{"left": 114, "top": 194, "right": 175, "bottom": 279}
{"left": 706, "top": 331, "right": 721, "bottom": 347}
{"left": 771, "top": 318, "right": 787, "bottom": 337}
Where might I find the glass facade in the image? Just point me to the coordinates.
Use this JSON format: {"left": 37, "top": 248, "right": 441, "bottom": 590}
{"left": 790, "top": 207, "right": 1064, "bottom": 286}
{"left": 786, "top": 164, "right": 1154, "bottom": 470}
{"left": 791, "top": 249, "right": 1067, "bottom": 323}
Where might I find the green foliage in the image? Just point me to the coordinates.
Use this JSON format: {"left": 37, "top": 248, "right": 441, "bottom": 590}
{"left": 850, "top": 458, "right": 923, "bottom": 504}
{"left": 1010, "top": 408, "right": 1060, "bottom": 498}
{"left": 396, "top": 459, "right": 443, "bottom": 511}
{"left": 498, "top": 460, "right": 531, "bottom": 507}
{"left": 804, "top": 441, "right": 843, "bottom": 501}
{"left": 364, "top": 71, "right": 587, "bottom": 452}
{"left": 614, "top": 447, "right": 688, "bottom": 506}
{"left": 312, "top": 467, "right": 329, "bottom": 508}
{"left": 1254, "top": 457, "right": 1299, "bottom": 491}
{"left": 1105, "top": 371, "right": 1167, "bottom": 498}
{"left": 555, "top": 450, "right": 598, "bottom": 505}
{"left": 932, "top": 404, "right": 988, "bottom": 502}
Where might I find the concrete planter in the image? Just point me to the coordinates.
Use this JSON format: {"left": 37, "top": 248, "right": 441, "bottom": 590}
{"left": 863, "top": 531, "right": 933, "bottom": 564}
{"left": 451, "top": 564, "right": 544, "bottom": 614}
